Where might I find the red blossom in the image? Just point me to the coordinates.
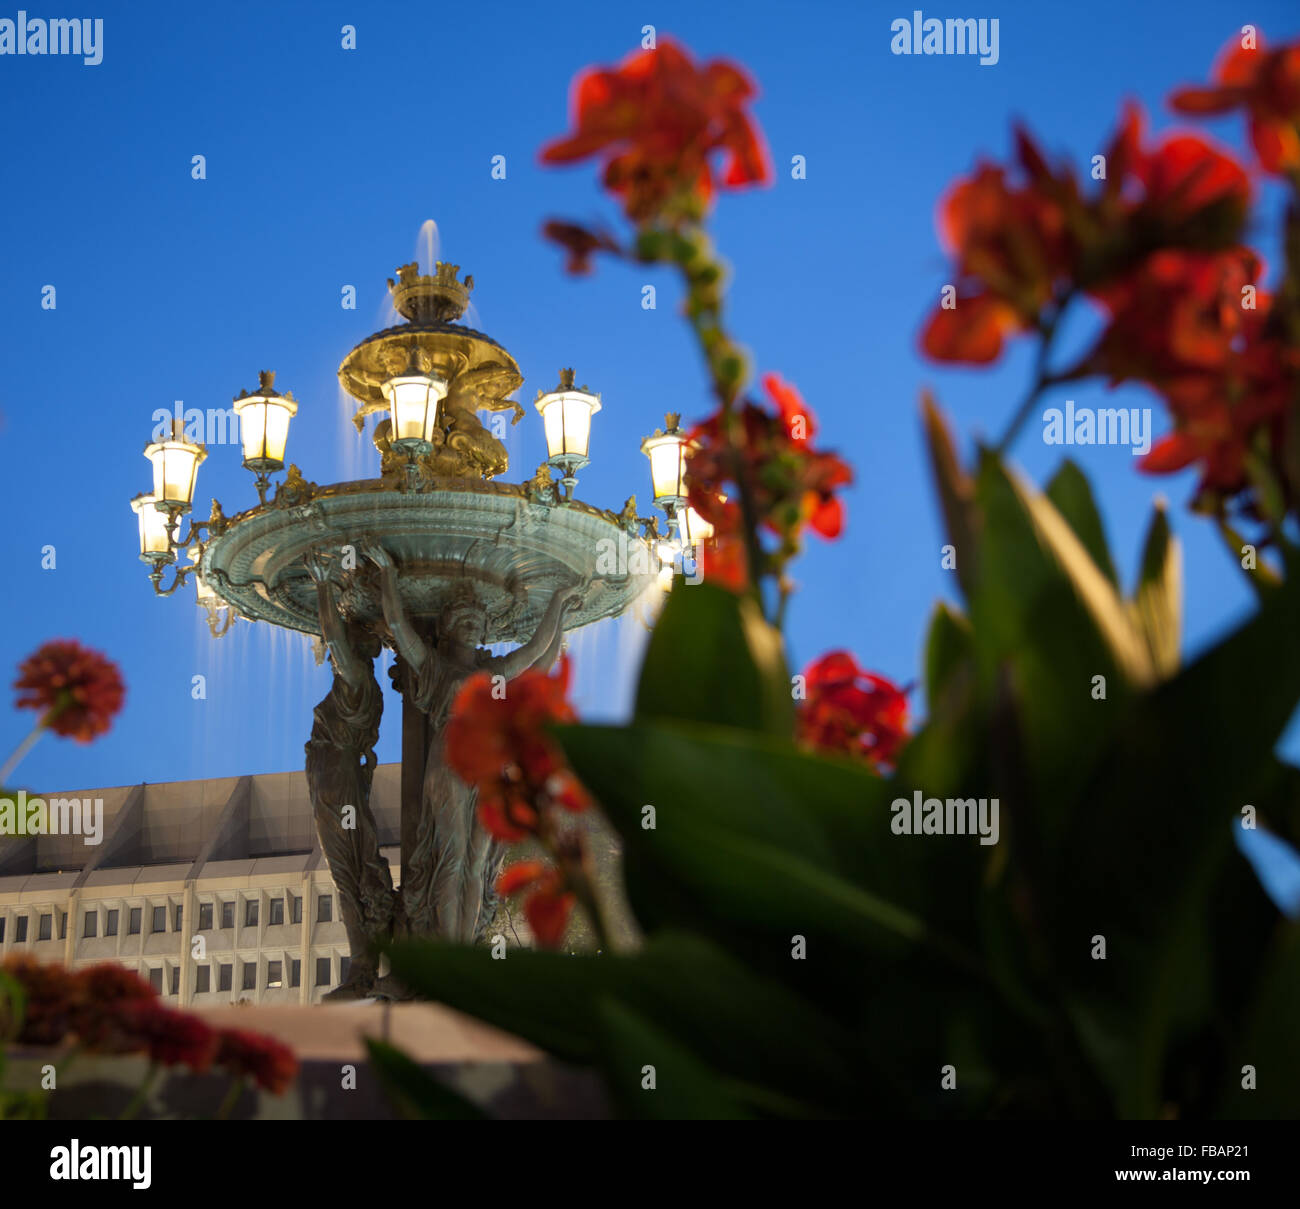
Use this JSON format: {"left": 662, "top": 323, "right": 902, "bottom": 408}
{"left": 1, "top": 953, "right": 79, "bottom": 1046}
{"left": 446, "top": 655, "right": 591, "bottom": 843}
{"left": 496, "top": 862, "right": 575, "bottom": 949}
{"left": 214, "top": 1027, "right": 299, "bottom": 1094}
{"left": 797, "top": 652, "right": 910, "bottom": 771}
{"left": 920, "top": 107, "right": 1252, "bottom": 367}
{"left": 1171, "top": 36, "right": 1300, "bottom": 173}
{"left": 686, "top": 375, "right": 852, "bottom": 571}
{"left": 118, "top": 1000, "right": 218, "bottom": 1072}
{"left": 540, "top": 37, "right": 771, "bottom": 221}
{"left": 541, "top": 220, "right": 621, "bottom": 275}
{"left": 13, "top": 639, "right": 125, "bottom": 742}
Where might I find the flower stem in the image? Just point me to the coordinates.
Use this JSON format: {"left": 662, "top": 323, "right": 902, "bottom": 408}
{"left": 119, "top": 1063, "right": 158, "bottom": 1120}
{"left": 0, "top": 721, "right": 47, "bottom": 787}
{"left": 995, "top": 304, "right": 1068, "bottom": 455}
{"left": 215, "top": 1076, "right": 245, "bottom": 1121}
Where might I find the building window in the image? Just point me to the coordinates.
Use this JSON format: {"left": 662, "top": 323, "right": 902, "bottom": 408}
{"left": 84, "top": 911, "right": 98, "bottom": 938}
{"left": 317, "top": 895, "right": 332, "bottom": 923}
{"left": 267, "top": 960, "right": 283, "bottom": 988}
{"left": 152, "top": 906, "right": 166, "bottom": 933}
{"left": 147, "top": 967, "right": 163, "bottom": 993}
{"left": 269, "top": 898, "right": 284, "bottom": 926}
{"left": 59, "top": 911, "right": 67, "bottom": 940}
{"left": 220, "top": 901, "right": 234, "bottom": 930}
{"left": 0, "top": 917, "right": 6, "bottom": 943}
{"left": 242, "top": 962, "right": 256, "bottom": 992}
{"left": 38, "top": 914, "right": 52, "bottom": 941}
{"left": 244, "top": 900, "right": 259, "bottom": 928}
{"left": 218, "top": 963, "right": 232, "bottom": 992}
{"left": 174, "top": 905, "right": 183, "bottom": 933}
{"left": 290, "top": 958, "right": 301, "bottom": 988}
{"left": 195, "top": 966, "right": 211, "bottom": 993}
{"left": 290, "top": 894, "right": 302, "bottom": 924}
{"left": 128, "top": 908, "right": 142, "bottom": 935}
{"left": 339, "top": 955, "right": 351, "bottom": 984}
{"left": 170, "top": 967, "right": 180, "bottom": 996}
{"left": 315, "top": 957, "right": 331, "bottom": 987}
{"left": 198, "top": 903, "right": 213, "bottom": 931}
{"left": 106, "top": 909, "right": 119, "bottom": 936}
{"left": 15, "top": 916, "right": 27, "bottom": 943}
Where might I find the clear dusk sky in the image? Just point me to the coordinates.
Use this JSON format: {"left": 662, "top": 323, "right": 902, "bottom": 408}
{"left": 2, "top": 0, "right": 1299, "bottom": 809}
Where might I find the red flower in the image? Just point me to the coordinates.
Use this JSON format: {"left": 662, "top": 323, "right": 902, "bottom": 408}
{"left": 797, "top": 652, "right": 910, "bottom": 771}
{"left": 686, "top": 375, "right": 852, "bottom": 566}
{"left": 117, "top": 1000, "right": 218, "bottom": 1072}
{"left": 920, "top": 107, "right": 1251, "bottom": 366}
{"left": 214, "top": 1027, "right": 299, "bottom": 1094}
{"left": 540, "top": 37, "right": 771, "bottom": 221}
{"left": 1171, "top": 35, "right": 1300, "bottom": 173}
{"left": 447, "top": 655, "right": 590, "bottom": 843}
{"left": 1089, "top": 248, "right": 1264, "bottom": 385}
{"left": 1, "top": 953, "right": 79, "bottom": 1046}
{"left": 1138, "top": 315, "right": 1297, "bottom": 497}
{"left": 541, "top": 220, "right": 621, "bottom": 275}
{"left": 69, "top": 963, "right": 158, "bottom": 1051}
{"left": 496, "top": 861, "right": 575, "bottom": 950}
{"left": 14, "top": 639, "right": 125, "bottom": 742}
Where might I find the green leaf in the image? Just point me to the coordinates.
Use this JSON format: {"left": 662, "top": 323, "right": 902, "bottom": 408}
{"left": 1219, "top": 923, "right": 1300, "bottom": 1118}
{"left": 381, "top": 932, "right": 876, "bottom": 1114}
{"left": 1131, "top": 501, "right": 1182, "bottom": 678}
{"left": 979, "top": 454, "right": 1155, "bottom": 689}
{"left": 924, "top": 601, "right": 974, "bottom": 717}
{"left": 363, "top": 1038, "right": 488, "bottom": 1120}
{"left": 634, "top": 581, "right": 793, "bottom": 736}
{"left": 558, "top": 722, "right": 987, "bottom": 980}
{"left": 921, "top": 392, "right": 978, "bottom": 597}
{"left": 1045, "top": 459, "right": 1119, "bottom": 587}
{"left": 593, "top": 997, "right": 755, "bottom": 1119}
{"left": 1055, "top": 567, "right": 1300, "bottom": 1116}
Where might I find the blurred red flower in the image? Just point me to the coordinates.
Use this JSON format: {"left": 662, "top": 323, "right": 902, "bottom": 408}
{"left": 920, "top": 107, "right": 1251, "bottom": 366}
{"left": 214, "top": 1027, "right": 299, "bottom": 1094}
{"left": 1171, "top": 35, "right": 1300, "bottom": 173}
{"left": 797, "top": 652, "right": 910, "bottom": 771}
{"left": 497, "top": 861, "right": 575, "bottom": 949}
{"left": 120, "top": 1000, "right": 218, "bottom": 1073}
{"left": 446, "top": 655, "right": 590, "bottom": 843}
{"left": 541, "top": 220, "right": 621, "bottom": 275}
{"left": 1089, "top": 248, "right": 1264, "bottom": 385}
{"left": 540, "top": 37, "right": 771, "bottom": 221}
{"left": 13, "top": 639, "right": 125, "bottom": 742}
{"left": 1, "top": 953, "right": 78, "bottom": 1045}
{"left": 687, "top": 375, "right": 852, "bottom": 563}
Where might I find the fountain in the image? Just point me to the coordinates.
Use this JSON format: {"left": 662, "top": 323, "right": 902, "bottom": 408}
{"left": 127, "top": 255, "right": 684, "bottom": 997}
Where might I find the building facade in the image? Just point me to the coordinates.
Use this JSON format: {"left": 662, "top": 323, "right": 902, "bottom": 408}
{"left": 0, "top": 764, "right": 403, "bottom": 1004}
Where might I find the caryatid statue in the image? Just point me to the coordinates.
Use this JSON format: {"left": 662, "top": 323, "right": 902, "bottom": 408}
{"left": 303, "top": 553, "right": 397, "bottom": 999}
{"left": 364, "top": 542, "right": 584, "bottom": 942}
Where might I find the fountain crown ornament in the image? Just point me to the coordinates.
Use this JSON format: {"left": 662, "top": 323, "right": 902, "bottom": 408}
{"left": 387, "top": 261, "right": 475, "bottom": 325}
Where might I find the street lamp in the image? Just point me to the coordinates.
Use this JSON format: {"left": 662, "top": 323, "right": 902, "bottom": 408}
{"left": 131, "top": 493, "right": 176, "bottom": 563}
{"left": 383, "top": 360, "right": 447, "bottom": 458}
{"left": 143, "top": 419, "right": 206, "bottom": 513}
{"left": 233, "top": 370, "right": 298, "bottom": 503}
{"left": 640, "top": 413, "right": 692, "bottom": 513}
{"left": 536, "top": 368, "right": 601, "bottom": 496}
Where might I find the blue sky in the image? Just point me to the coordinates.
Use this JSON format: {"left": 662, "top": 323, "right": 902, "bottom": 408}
{"left": 2, "top": 0, "right": 1300, "bottom": 798}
